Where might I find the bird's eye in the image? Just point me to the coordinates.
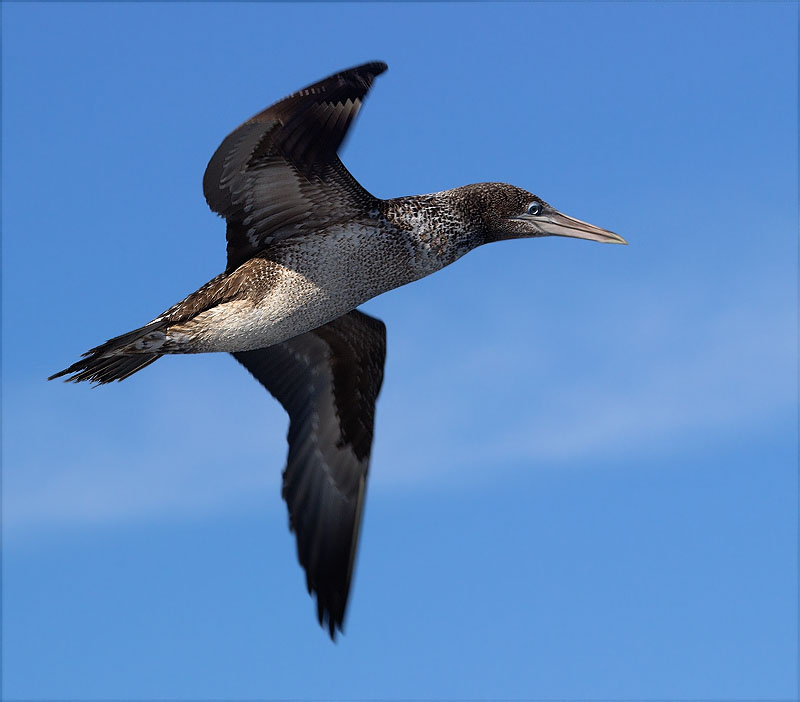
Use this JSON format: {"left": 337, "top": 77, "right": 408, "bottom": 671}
{"left": 526, "top": 203, "right": 542, "bottom": 216}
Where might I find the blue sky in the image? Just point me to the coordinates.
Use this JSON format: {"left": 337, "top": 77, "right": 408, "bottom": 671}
{"left": 2, "top": 2, "right": 797, "bottom": 699}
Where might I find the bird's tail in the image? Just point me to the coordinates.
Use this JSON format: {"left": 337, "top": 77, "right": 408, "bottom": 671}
{"left": 49, "top": 321, "right": 166, "bottom": 385}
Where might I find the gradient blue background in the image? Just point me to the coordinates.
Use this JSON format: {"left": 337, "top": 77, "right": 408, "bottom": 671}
{"left": 3, "top": 2, "right": 797, "bottom": 700}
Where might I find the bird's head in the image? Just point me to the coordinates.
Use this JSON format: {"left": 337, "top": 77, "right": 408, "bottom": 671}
{"left": 458, "top": 183, "right": 627, "bottom": 245}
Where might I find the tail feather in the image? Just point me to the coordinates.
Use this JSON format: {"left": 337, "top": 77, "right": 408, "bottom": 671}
{"left": 50, "top": 270, "right": 238, "bottom": 385}
{"left": 49, "top": 322, "right": 165, "bottom": 385}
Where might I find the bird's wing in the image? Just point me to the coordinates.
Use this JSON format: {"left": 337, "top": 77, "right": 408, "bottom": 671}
{"left": 233, "top": 309, "right": 387, "bottom": 638}
{"left": 203, "top": 61, "right": 388, "bottom": 271}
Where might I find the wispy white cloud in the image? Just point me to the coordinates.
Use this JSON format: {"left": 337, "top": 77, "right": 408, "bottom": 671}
{"left": 3, "top": 359, "right": 286, "bottom": 530}
{"left": 370, "top": 284, "right": 796, "bottom": 485}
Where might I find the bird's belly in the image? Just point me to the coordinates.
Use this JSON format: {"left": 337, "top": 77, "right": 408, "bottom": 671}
{"left": 173, "top": 228, "right": 423, "bottom": 352}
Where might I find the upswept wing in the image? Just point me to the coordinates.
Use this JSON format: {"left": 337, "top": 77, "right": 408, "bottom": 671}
{"left": 233, "top": 309, "right": 387, "bottom": 638}
{"left": 203, "top": 61, "right": 388, "bottom": 271}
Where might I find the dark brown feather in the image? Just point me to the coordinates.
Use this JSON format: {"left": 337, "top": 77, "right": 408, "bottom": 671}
{"left": 203, "top": 62, "right": 387, "bottom": 271}
{"left": 233, "top": 309, "right": 386, "bottom": 638}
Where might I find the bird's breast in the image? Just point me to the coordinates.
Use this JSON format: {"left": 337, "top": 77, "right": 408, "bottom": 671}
{"left": 174, "top": 223, "right": 444, "bottom": 353}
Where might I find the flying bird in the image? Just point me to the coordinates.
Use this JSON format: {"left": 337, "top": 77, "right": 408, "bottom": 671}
{"left": 51, "top": 61, "right": 626, "bottom": 638}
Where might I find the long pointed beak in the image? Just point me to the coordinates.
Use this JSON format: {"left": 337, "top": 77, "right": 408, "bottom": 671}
{"left": 541, "top": 211, "right": 627, "bottom": 244}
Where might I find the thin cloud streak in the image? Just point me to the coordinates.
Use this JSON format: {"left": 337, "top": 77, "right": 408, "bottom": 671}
{"left": 4, "top": 284, "right": 794, "bottom": 532}
{"left": 369, "top": 290, "right": 795, "bottom": 484}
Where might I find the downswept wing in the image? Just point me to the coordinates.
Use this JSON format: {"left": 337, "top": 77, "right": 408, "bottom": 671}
{"left": 233, "top": 309, "right": 387, "bottom": 638}
{"left": 203, "top": 61, "right": 388, "bottom": 271}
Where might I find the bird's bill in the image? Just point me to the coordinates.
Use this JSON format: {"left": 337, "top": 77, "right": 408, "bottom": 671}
{"left": 541, "top": 211, "right": 627, "bottom": 244}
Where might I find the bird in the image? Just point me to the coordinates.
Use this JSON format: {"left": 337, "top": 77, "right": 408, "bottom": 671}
{"left": 50, "top": 61, "right": 626, "bottom": 639}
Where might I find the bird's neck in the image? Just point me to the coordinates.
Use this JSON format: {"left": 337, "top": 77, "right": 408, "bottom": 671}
{"left": 380, "top": 191, "right": 486, "bottom": 271}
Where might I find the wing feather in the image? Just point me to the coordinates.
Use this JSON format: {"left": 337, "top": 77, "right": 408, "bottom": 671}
{"left": 204, "top": 62, "right": 388, "bottom": 271}
{"left": 233, "top": 309, "right": 387, "bottom": 638}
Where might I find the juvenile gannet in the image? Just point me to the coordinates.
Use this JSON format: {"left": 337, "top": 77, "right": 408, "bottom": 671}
{"left": 51, "top": 61, "right": 625, "bottom": 638}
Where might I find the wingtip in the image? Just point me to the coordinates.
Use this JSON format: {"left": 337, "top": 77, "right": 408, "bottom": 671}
{"left": 345, "top": 60, "right": 388, "bottom": 82}
{"left": 47, "top": 362, "right": 83, "bottom": 383}
{"left": 319, "top": 607, "right": 344, "bottom": 642}
{"left": 328, "top": 619, "right": 339, "bottom": 641}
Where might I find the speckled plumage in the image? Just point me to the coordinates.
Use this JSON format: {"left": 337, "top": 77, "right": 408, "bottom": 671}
{"left": 90, "top": 184, "right": 510, "bottom": 358}
{"left": 51, "top": 62, "right": 625, "bottom": 639}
